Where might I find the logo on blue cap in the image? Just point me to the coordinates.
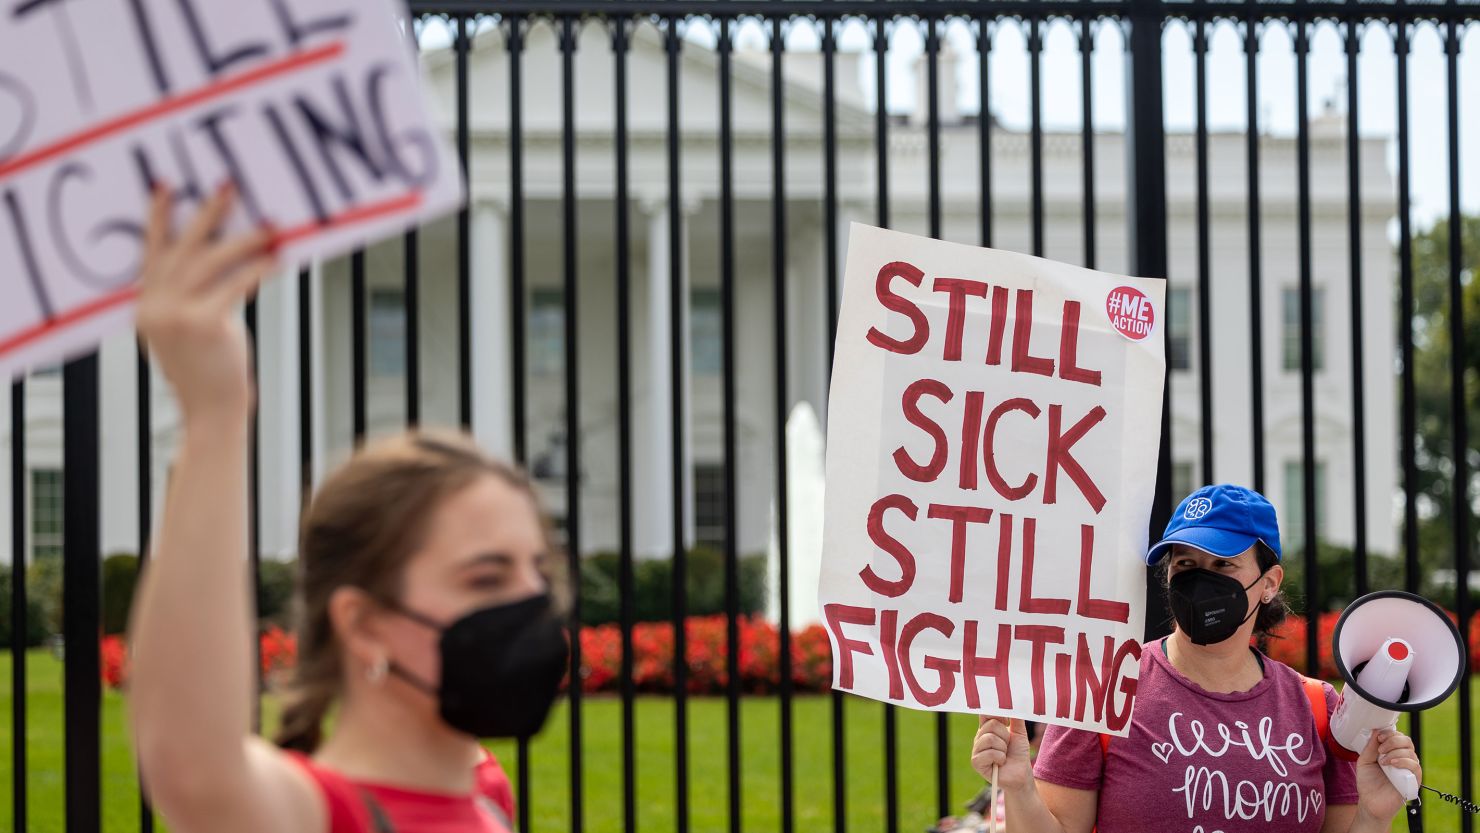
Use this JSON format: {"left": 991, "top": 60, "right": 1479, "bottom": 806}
{"left": 1145, "top": 484, "right": 1282, "bottom": 566}
{"left": 1183, "top": 497, "right": 1213, "bottom": 521}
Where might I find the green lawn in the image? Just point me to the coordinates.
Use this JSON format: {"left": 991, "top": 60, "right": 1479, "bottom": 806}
{"left": 1, "top": 650, "right": 1475, "bottom": 833}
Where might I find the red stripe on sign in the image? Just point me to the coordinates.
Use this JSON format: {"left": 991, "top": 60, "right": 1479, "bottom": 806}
{"left": 0, "top": 42, "right": 347, "bottom": 183}
{"left": 1, "top": 189, "right": 423, "bottom": 358}
{"left": 0, "top": 285, "right": 139, "bottom": 357}
{"left": 270, "top": 191, "right": 424, "bottom": 247}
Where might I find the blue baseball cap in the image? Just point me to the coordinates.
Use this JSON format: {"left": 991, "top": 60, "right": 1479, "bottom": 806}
{"left": 1144, "top": 484, "right": 1282, "bottom": 565}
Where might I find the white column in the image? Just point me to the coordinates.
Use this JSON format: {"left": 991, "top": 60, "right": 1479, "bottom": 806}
{"left": 790, "top": 220, "right": 829, "bottom": 423}
{"left": 308, "top": 260, "right": 328, "bottom": 486}
{"left": 678, "top": 196, "right": 698, "bottom": 551}
{"left": 98, "top": 332, "right": 138, "bottom": 557}
{"left": 255, "top": 269, "right": 301, "bottom": 558}
{"left": 470, "top": 200, "right": 513, "bottom": 460}
{"left": 637, "top": 198, "right": 676, "bottom": 558}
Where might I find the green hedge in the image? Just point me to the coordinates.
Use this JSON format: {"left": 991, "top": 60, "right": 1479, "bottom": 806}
{"left": 578, "top": 547, "right": 768, "bottom": 627}
{"left": 101, "top": 554, "right": 139, "bottom": 635}
{"left": 0, "top": 565, "right": 49, "bottom": 648}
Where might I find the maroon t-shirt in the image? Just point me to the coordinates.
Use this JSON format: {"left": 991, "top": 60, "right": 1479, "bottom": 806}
{"left": 1033, "top": 639, "right": 1358, "bottom": 833}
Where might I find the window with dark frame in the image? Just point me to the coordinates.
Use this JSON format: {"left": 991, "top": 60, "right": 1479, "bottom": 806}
{"left": 1172, "top": 461, "right": 1196, "bottom": 502}
{"left": 31, "top": 468, "right": 63, "bottom": 561}
{"left": 1283, "top": 460, "right": 1327, "bottom": 550}
{"left": 691, "top": 287, "right": 723, "bottom": 376}
{"left": 1282, "top": 287, "right": 1325, "bottom": 372}
{"left": 1168, "top": 287, "right": 1192, "bottom": 372}
{"left": 369, "top": 288, "right": 407, "bottom": 378}
{"left": 529, "top": 289, "right": 565, "bottom": 376}
{"left": 693, "top": 462, "right": 726, "bottom": 551}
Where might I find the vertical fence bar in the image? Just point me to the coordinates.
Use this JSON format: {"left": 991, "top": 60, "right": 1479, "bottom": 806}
{"left": 457, "top": 14, "right": 473, "bottom": 429}
{"left": 504, "top": 16, "right": 533, "bottom": 826}
{"left": 718, "top": 17, "right": 742, "bottom": 833}
{"left": 298, "top": 268, "right": 314, "bottom": 498}
{"left": 1193, "top": 20, "right": 1213, "bottom": 484}
{"left": 557, "top": 16, "right": 585, "bottom": 833}
{"left": 507, "top": 15, "right": 529, "bottom": 468}
{"left": 1080, "top": 18, "right": 1097, "bottom": 270}
{"left": 978, "top": 18, "right": 993, "bottom": 249}
{"left": 62, "top": 354, "right": 101, "bottom": 833}
{"left": 1243, "top": 17, "right": 1266, "bottom": 493}
{"left": 1444, "top": 18, "right": 1473, "bottom": 833}
{"left": 665, "top": 17, "right": 691, "bottom": 833}
{"left": 1029, "top": 17, "right": 1045, "bottom": 257}
{"left": 245, "top": 302, "right": 263, "bottom": 730}
{"left": 770, "top": 18, "right": 797, "bottom": 833}
{"left": 1394, "top": 20, "right": 1424, "bottom": 781}
{"left": 611, "top": 18, "right": 638, "bottom": 833}
{"left": 923, "top": 15, "right": 952, "bottom": 820}
{"left": 135, "top": 345, "right": 155, "bottom": 833}
{"left": 10, "top": 380, "right": 25, "bottom": 833}
{"left": 351, "top": 252, "right": 368, "bottom": 443}
{"left": 404, "top": 228, "right": 421, "bottom": 427}
{"left": 1125, "top": 0, "right": 1173, "bottom": 590}
{"left": 1343, "top": 20, "right": 1369, "bottom": 599}
{"left": 873, "top": 15, "right": 898, "bottom": 833}
{"left": 1293, "top": 20, "right": 1320, "bottom": 674}
{"left": 820, "top": 18, "right": 847, "bottom": 833}
{"left": 403, "top": 11, "right": 422, "bottom": 430}
{"left": 823, "top": 18, "right": 840, "bottom": 356}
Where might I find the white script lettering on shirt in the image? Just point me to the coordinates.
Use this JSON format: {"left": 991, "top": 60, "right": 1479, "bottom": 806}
{"left": 1165, "top": 712, "right": 1312, "bottom": 777}
{"left": 1172, "top": 766, "right": 1324, "bottom": 824}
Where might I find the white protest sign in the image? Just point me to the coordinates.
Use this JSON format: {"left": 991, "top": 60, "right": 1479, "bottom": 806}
{"left": 0, "top": 0, "right": 462, "bottom": 379}
{"left": 820, "top": 224, "right": 1165, "bottom": 736}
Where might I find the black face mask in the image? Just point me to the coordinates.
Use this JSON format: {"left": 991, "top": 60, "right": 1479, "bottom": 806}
{"left": 382, "top": 593, "right": 569, "bottom": 739}
{"left": 1168, "top": 568, "right": 1267, "bottom": 646}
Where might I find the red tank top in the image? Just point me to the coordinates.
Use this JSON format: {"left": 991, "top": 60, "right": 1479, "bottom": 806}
{"left": 288, "top": 751, "right": 515, "bottom": 833}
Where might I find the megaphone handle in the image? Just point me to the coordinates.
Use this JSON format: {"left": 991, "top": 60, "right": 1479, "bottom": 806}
{"left": 1385, "top": 763, "right": 1420, "bottom": 802}
{"left": 1404, "top": 797, "right": 1424, "bottom": 833}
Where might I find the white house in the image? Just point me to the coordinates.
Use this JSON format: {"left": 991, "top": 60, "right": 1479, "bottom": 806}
{"left": 0, "top": 24, "right": 1399, "bottom": 587}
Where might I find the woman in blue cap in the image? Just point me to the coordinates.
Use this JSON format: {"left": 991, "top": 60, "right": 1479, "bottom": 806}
{"left": 969, "top": 484, "right": 1423, "bottom": 833}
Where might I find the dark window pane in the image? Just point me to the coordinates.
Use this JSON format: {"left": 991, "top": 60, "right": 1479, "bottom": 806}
{"left": 369, "top": 288, "right": 407, "bottom": 378}
{"left": 530, "top": 289, "right": 565, "bottom": 376}
{"left": 32, "top": 469, "right": 63, "bottom": 561}
{"left": 694, "top": 462, "right": 726, "bottom": 550}
{"left": 691, "top": 288, "right": 722, "bottom": 376}
{"left": 1282, "top": 287, "right": 1324, "bottom": 372}
{"left": 1168, "top": 287, "right": 1191, "bottom": 371}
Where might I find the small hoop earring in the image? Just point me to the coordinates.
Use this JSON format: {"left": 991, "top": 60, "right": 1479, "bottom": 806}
{"left": 367, "top": 655, "right": 388, "bottom": 684}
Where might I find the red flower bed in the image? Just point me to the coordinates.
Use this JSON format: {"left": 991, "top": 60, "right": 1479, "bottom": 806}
{"left": 572, "top": 616, "right": 833, "bottom": 695}
{"left": 100, "top": 627, "right": 299, "bottom": 691}
{"left": 100, "top": 634, "right": 128, "bottom": 689}
{"left": 102, "top": 610, "right": 1476, "bottom": 694}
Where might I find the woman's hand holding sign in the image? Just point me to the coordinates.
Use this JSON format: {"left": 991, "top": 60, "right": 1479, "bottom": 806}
{"left": 971, "top": 716, "right": 1032, "bottom": 790}
{"left": 135, "top": 182, "right": 279, "bottom": 427}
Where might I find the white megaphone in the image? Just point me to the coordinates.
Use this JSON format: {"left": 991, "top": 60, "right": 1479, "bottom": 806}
{"left": 1330, "top": 591, "right": 1467, "bottom": 803}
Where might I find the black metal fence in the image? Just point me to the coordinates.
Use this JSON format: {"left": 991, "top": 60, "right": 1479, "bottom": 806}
{"left": 4, "top": 1, "right": 1479, "bottom": 832}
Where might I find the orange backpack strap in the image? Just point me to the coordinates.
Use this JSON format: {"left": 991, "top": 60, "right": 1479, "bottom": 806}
{"left": 1099, "top": 733, "right": 1111, "bottom": 756}
{"left": 1302, "top": 675, "right": 1360, "bottom": 762}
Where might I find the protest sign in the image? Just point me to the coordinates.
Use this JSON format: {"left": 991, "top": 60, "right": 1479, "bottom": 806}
{"left": 0, "top": 0, "right": 462, "bottom": 379}
{"left": 819, "top": 224, "right": 1165, "bottom": 736}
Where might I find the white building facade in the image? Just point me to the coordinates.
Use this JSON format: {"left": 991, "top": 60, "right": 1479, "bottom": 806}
{"left": 0, "top": 26, "right": 1398, "bottom": 573}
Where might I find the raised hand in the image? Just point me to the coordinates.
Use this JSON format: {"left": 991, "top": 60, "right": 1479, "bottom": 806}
{"left": 135, "top": 182, "right": 279, "bottom": 427}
